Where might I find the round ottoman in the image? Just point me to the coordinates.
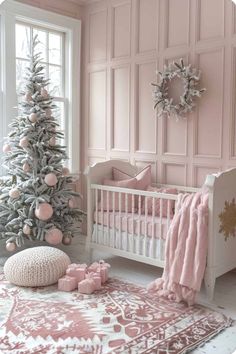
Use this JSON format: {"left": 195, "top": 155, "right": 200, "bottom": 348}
{"left": 4, "top": 246, "right": 71, "bottom": 287}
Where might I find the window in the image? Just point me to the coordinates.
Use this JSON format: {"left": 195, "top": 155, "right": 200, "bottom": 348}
{"left": 0, "top": 0, "right": 81, "bottom": 174}
{"left": 15, "top": 22, "right": 66, "bottom": 139}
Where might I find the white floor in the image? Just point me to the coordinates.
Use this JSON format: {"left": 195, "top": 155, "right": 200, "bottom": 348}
{"left": 1, "top": 238, "right": 236, "bottom": 354}
{"left": 65, "top": 238, "right": 236, "bottom": 354}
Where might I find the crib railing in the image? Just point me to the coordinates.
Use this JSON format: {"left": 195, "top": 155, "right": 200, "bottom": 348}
{"left": 89, "top": 184, "right": 179, "bottom": 266}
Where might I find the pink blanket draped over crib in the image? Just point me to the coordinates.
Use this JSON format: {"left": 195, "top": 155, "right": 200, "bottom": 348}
{"left": 148, "top": 191, "right": 209, "bottom": 305}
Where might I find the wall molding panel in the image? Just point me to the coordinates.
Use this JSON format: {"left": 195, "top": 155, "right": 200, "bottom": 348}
{"left": 196, "top": 0, "right": 225, "bottom": 43}
{"left": 83, "top": 0, "right": 236, "bottom": 188}
{"left": 111, "top": 1, "right": 131, "bottom": 59}
{"left": 164, "top": 0, "right": 190, "bottom": 49}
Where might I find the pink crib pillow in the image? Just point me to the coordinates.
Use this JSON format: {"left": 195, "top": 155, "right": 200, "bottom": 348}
{"left": 113, "top": 165, "right": 151, "bottom": 191}
{"left": 98, "top": 178, "right": 137, "bottom": 212}
{"left": 141, "top": 186, "right": 177, "bottom": 217}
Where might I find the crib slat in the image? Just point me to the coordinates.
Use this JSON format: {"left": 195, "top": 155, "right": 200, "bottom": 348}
{"left": 119, "top": 192, "right": 121, "bottom": 248}
{"left": 144, "top": 196, "right": 148, "bottom": 256}
{"left": 95, "top": 188, "right": 98, "bottom": 243}
{"left": 101, "top": 189, "right": 104, "bottom": 245}
{"left": 159, "top": 198, "right": 163, "bottom": 260}
{"left": 138, "top": 195, "right": 141, "bottom": 255}
{"left": 106, "top": 190, "right": 110, "bottom": 244}
{"left": 132, "top": 194, "right": 135, "bottom": 253}
{"left": 151, "top": 197, "right": 155, "bottom": 258}
{"left": 112, "top": 191, "right": 115, "bottom": 248}
{"left": 125, "top": 192, "right": 128, "bottom": 251}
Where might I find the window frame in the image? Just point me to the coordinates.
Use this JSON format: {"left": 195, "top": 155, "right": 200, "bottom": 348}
{"left": 0, "top": 0, "right": 81, "bottom": 174}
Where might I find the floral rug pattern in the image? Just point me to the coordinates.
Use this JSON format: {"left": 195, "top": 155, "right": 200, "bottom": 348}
{"left": 0, "top": 272, "right": 231, "bottom": 354}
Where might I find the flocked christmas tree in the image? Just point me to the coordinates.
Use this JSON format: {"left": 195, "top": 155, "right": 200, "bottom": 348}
{"left": 0, "top": 36, "right": 84, "bottom": 251}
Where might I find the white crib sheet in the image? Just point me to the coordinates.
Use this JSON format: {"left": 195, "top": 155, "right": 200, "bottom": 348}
{"left": 92, "top": 224, "right": 165, "bottom": 260}
{"left": 94, "top": 211, "right": 171, "bottom": 239}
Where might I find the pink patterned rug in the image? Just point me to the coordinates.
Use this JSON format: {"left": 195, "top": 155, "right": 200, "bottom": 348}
{"left": 0, "top": 272, "right": 231, "bottom": 354}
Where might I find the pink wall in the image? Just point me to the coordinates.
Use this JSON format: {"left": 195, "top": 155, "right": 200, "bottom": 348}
{"left": 16, "top": 0, "right": 83, "bottom": 19}
{"left": 82, "top": 0, "right": 236, "bottom": 188}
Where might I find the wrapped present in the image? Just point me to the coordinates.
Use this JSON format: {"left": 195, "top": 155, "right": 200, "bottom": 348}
{"left": 66, "top": 263, "right": 87, "bottom": 282}
{"left": 87, "top": 262, "right": 99, "bottom": 273}
{"left": 99, "top": 266, "right": 108, "bottom": 284}
{"left": 86, "top": 272, "right": 101, "bottom": 290}
{"left": 99, "top": 260, "right": 111, "bottom": 269}
{"left": 58, "top": 275, "right": 77, "bottom": 292}
{"left": 99, "top": 260, "right": 110, "bottom": 283}
{"left": 78, "top": 278, "right": 96, "bottom": 294}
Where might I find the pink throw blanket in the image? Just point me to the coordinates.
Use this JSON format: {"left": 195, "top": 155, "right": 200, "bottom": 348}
{"left": 148, "top": 191, "right": 209, "bottom": 305}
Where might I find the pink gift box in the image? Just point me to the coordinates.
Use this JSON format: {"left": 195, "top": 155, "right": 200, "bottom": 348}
{"left": 99, "top": 260, "right": 111, "bottom": 268}
{"left": 58, "top": 276, "right": 77, "bottom": 292}
{"left": 86, "top": 272, "right": 101, "bottom": 290}
{"left": 88, "top": 262, "right": 99, "bottom": 273}
{"left": 66, "top": 263, "right": 87, "bottom": 282}
{"left": 100, "top": 266, "right": 108, "bottom": 284}
{"left": 78, "top": 278, "right": 96, "bottom": 294}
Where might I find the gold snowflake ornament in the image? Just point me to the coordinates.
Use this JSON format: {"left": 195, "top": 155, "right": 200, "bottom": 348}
{"left": 219, "top": 198, "right": 236, "bottom": 241}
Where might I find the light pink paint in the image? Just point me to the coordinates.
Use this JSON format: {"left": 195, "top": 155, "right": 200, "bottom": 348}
{"left": 81, "top": 0, "right": 236, "bottom": 192}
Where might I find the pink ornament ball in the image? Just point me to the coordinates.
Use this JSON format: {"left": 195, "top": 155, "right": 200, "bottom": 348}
{"left": 25, "top": 93, "right": 32, "bottom": 102}
{"left": 23, "top": 162, "right": 30, "bottom": 172}
{"left": 45, "top": 228, "right": 63, "bottom": 245}
{"left": 6, "top": 242, "right": 16, "bottom": 252}
{"left": 9, "top": 188, "right": 20, "bottom": 199}
{"left": 29, "top": 113, "right": 37, "bottom": 123}
{"left": 49, "top": 137, "right": 56, "bottom": 146}
{"left": 41, "top": 88, "right": 48, "bottom": 97}
{"left": 68, "top": 198, "right": 76, "bottom": 209}
{"left": 62, "top": 167, "right": 70, "bottom": 176}
{"left": 19, "top": 137, "right": 29, "bottom": 149}
{"left": 45, "top": 108, "right": 52, "bottom": 117}
{"left": 62, "top": 235, "right": 72, "bottom": 245}
{"left": 44, "top": 173, "right": 58, "bottom": 187}
{"left": 35, "top": 202, "right": 53, "bottom": 221}
{"left": 3, "top": 144, "right": 11, "bottom": 153}
{"left": 23, "top": 224, "right": 31, "bottom": 235}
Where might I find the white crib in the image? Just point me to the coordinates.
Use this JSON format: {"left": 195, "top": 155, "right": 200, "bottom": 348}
{"left": 85, "top": 160, "right": 236, "bottom": 300}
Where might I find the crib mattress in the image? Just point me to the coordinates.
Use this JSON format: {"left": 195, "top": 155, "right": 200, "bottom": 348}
{"left": 94, "top": 211, "right": 171, "bottom": 239}
{"left": 92, "top": 224, "right": 165, "bottom": 261}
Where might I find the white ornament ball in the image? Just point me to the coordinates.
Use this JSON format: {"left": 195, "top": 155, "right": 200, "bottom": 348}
{"left": 62, "top": 167, "right": 70, "bottom": 176}
{"left": 49, "top": 137, "right": 56, "bottom": 146}
{"left": 45, "top": 108, "right": 52, "bottom": 117}
{"left": 23, "top": 224, "right": 31, "bottom": 235}
{"left": 19, "top": 137, "right": 29, "bottom": 149}
{"left": 6, "top": 242, "right": 16, "bottom": 252}
{"left": 23, "top": 162, "right": 30, "bottom": 173}
{"left": 45, "top": 228, "right": 63, "bottom": 245}
{"left": 9, "top": 188, "right": 20, "bottom": 199}
{"left": 35, "top": 203, "right": 53, "bottom": 221}
{"left": 29, "top": 113, "right": 37, "bottom": 123}
{"left": 3, "top": 144, "right": 11, "bottom": 153}
{"left": 44, "top": 173, "right": 58, "bottom": 187}
{"left": 41, "top": 88, "right": 48, "bottom": 97}
{"left": 62, "top": 235, "right": 72, "bottom": 245}
{"left": 25, "top": 93, "right": 32, "bottom": 102}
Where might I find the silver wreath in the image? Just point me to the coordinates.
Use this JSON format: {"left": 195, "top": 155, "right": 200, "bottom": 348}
{"left": 152, "top": 59, "right": 206, "bottom": 119}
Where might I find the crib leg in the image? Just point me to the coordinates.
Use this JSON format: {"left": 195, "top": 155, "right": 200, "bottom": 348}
{"left": 204, "top": 267, "right": 216, "bottom": 302}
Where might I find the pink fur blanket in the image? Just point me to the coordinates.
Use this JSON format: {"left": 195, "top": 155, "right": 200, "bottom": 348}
{"left": 148, "top": 191, "right": 209, "bottom": 305}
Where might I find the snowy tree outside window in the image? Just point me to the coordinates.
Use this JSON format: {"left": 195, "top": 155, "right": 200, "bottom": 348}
{"left": 15, "top": 22, "right": 66, "bottom": 147}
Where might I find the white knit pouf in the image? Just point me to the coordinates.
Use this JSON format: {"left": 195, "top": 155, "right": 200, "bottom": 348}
{"left": 4, "top": 246, "right": 71, "bottom": 287}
